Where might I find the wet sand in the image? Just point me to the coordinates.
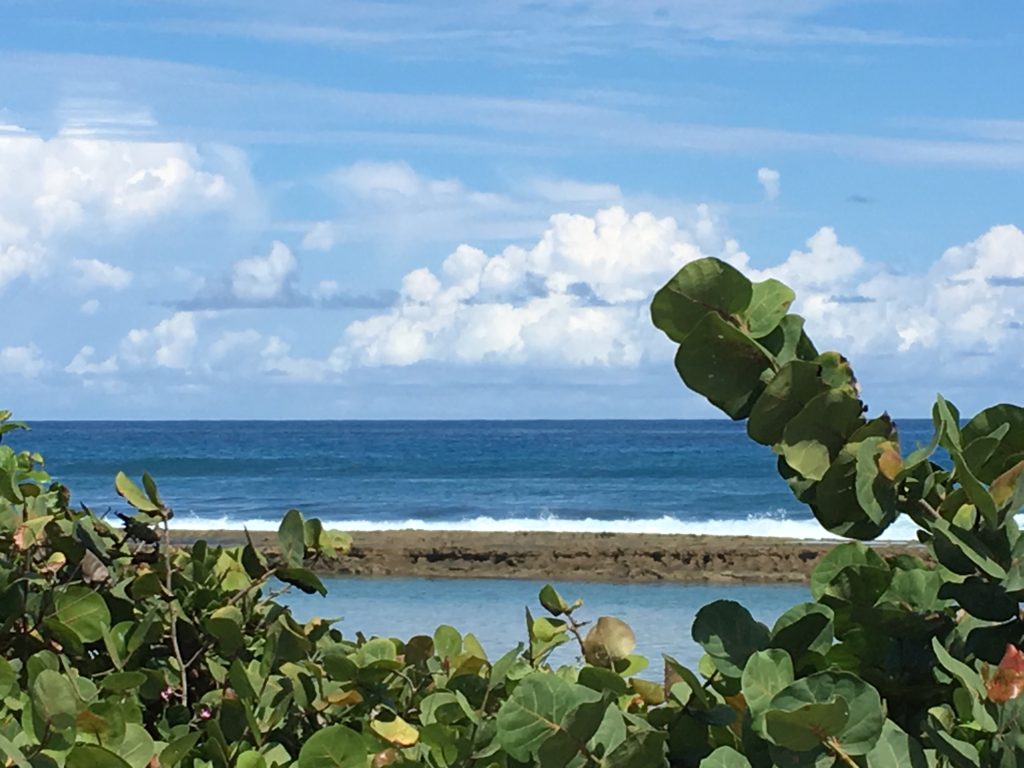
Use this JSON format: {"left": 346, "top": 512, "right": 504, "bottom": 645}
{"left": 177, "top": 529, "right": 926, "bottom": 584}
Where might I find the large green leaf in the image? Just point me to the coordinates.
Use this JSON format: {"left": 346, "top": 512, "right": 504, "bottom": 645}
{"left": 742, "top": 649, "right": 794, "bottom": 731}
{"left": 765, "top": 672, "right": 884, "bottom": 755}
{"left": 747, "top": 361, "right": 829, "bottom": 446}
{"left": 651, "top": 257, "right": 753, "bottom": 343}
{"left": 757, "top": 314, "right": 818, "bottom": 367}
{"left": 297, "top": 725, "right": 367, "bottom": 768}
{"left": 54, "top": 586, "right": 111, "bottom": 643}
{"left": 66, "top": 746, "right": 132, "bottom": 768}
{"left": 117, "top": 724, "right": 156, "bottom": 768}
{"left": 692, "top": 600, "right": 770, "bottom": 678}
{"left": 961, "top": 404, "right": 1024, "bottom": 482}
{"left": 674, "top": 313, "right": 773, "bottom": 420}
{"left": 745, "top": 279, "right": 795, "bottom": 338}
{"left": 812, "top": 451, "right": 895, "bottom": 540}
{"left": 770, "top": 603, "right": 834, "bottom": 658}
{"left": 701, "top": 746, "right": 753, "bottom": 767}
{"left": 114, "top": 472, "right": 159, "bottom": 513}
{"left": 495, "top": 672, "right": 601, "bottom": 762}
{"left": 277, "top": 508, "right": 306, "bottom": 568}
{"left": 781, "top": 390, "right": 865, "bottom": 481}
{"left": 809, "top": 542, "right": 888, "bottom": 601}
{"left": 31, "top": 669, "right": 79, "bottom": 737}
{"left": 276, "top": 566, "right": 327, "bottom": 596}
{"left": 864, "top": 720, "right": 930, "bottom": 768}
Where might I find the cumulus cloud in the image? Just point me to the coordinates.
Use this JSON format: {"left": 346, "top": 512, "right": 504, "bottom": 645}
{"left": 757, "top": 167, "right": 780, "bottom": 200}
{"left": 59, "top": 202, "right": 1024, "bottom": 407}
{"left": 65, "top": 346, "right": 119, "bottom": 375}
{"left": 121, "top": 312, "right": 198, "bottom": 370}
{"left": 0, "top": 242, "right": 46, "bottom": 289}
{"left": 0, "top": 345, "right": 45, "bottom": 378}
{"left": 72, "top": 258, "right": 133, "bottom": 290}
{"left": 0, "top": 132, "right": 252, "bottom": 294}
{"left": 329, "top": 206, "right": 737, "bottom": 369}
{"left": 231, "top": 241, "right": 298, "bottom": 302}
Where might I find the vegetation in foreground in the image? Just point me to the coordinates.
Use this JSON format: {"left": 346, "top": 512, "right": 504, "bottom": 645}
{"left": 0, "top": 258, "right": 1023, "bottom": 767}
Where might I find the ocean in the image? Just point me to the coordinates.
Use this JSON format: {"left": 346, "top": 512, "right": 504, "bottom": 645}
{"left": 8, "top": 419, "right": 934, "bottom": 540}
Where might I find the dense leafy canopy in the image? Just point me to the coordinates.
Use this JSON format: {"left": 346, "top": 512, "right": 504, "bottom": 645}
{"left": 0, "top": 257, "right": 1022, "bottom": 765}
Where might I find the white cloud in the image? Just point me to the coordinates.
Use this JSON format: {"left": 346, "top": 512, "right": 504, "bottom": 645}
{"left": 0, "top": 345, "right": 45, "bottom": 378}
{"left": 0, "top": 132, "right": 254, "bottom": 295}
{"left": 72, "top": 258, "right": 133, "bottom": 290}
{"left": 65, "top": 346, "right": 118, "bottom": 375}
{"left": 302, "top": 220, "right": 338, "bottom": 251}
{"left": 0, "top": 242, "right": 46, "bottom": 289}
{"left": 757, "top": 167, "right": 780, "bottom": 200}
{"left": 121, "top": 312, "right": 198, "bottom": 370}
{"left": 230, "top": 241, "right": 298, "bottom": 302}
{"left": 80, "top": 299, "right": 100, "bottom": 315}
{"left": 330, "top": 206, "right": 734, "bottom": 369}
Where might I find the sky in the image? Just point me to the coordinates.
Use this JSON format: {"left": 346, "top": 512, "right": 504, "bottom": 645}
{"left": 1, "top": 0, "right": 1022, "bottom": 420}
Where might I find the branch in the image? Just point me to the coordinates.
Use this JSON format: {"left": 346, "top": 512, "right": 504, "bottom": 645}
{"left": 163, "top": 518, "right": 188, "bottom": 705}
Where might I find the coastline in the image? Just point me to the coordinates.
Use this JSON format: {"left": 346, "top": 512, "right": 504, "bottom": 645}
{"left": 177, "top": 529, "right": 926, "bottom": 584}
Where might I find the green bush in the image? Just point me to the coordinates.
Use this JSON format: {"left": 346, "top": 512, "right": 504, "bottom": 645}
{"left": 0, "top": 256, "right": 1022, "bottom": 766}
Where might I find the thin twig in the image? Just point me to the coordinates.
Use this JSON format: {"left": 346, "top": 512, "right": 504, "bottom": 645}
{"left": 163, "top": 517, "right": 189, "bottom": 705}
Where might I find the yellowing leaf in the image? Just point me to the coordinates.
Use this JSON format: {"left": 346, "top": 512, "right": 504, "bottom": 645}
{"left": 877, "top": 442, "right": 903, "bottom": 481}
{"left": 991, "top": 460, "right": 1024, "bottom": 507}
{"left": 370, "top": 716, "right": 419, "bottom": 747}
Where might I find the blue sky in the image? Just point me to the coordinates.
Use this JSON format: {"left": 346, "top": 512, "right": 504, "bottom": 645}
{"left": 1, "top": 0, "right": 1022, "bottom": 419}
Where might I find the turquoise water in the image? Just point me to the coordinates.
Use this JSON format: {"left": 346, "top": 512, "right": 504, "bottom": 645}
{"left": 284, "top": 577, "right": 808, "bottom": 669}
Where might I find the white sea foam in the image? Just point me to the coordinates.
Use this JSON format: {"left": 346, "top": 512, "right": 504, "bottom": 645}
{"left": 169, "top": 512, "right": 923, "bottom": 541}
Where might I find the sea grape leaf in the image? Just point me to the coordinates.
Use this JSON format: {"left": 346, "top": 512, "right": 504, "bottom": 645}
{"left": 770, "top": 603, "right": 834, "bottom": 659}
{"left": 674, "top": 313, "right": 773, "bottom": 420}
{"left": 31, "top": 669, "right": 79, "bottom": 737}
{"left": 117, "top": 724, "right": 156, "bottom": 768}
{"left": 701, "top": 746, "right": 753, "bottom": 767}
{"left": 758, "top": 314, "right": 818, "bottom": 367}
{"left": 747, "top": 361, "right": 829, "bottom": 446}
{"left": 651, "top": 257, "right": 753, "bottom": 343}
{"left": 781, "top": 390, "right": 865, "bottom": 481}
{"left": 54, "top": 585, "right": 111, "bottom": 643}
{"left": 745, "top": 278, "right": 795, "bottom": 338}
{"left": 742, "top": 649, "right": 794, "bottom": 732}
{"left": 495, "top": 672, "right": 601, "bottom": 762}
{"left": 864, "top": 720, "right": 930, "bottom": 768}
{"left": 766, "top": 672, "right": 884, "bottom": 755}
{"left": 809, "top": 542, "right": 888, "bottom": 601}
{"left": 297, "top": 725, "right": 368, "bottom": 768}
{"left": 276, "top": 566, "right": 327, "bottom": 596}
{"left": 66, "top": 745, "right": 132, "bottom": 768}
{"left": 961, "top": 404, "right": 1024, "bottom": 482}
{"left": 277, "top": 508, "right": 306, "bottom": 568}
{"left": 692, "top": 600, "right": 770, "bottom": 678}
{"left": 114, "top": 472, "right": 159, "bottom": 513}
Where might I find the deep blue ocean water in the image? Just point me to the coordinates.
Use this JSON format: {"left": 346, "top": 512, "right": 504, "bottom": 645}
{"left": 7, "top": 419, "right": 934, "bottom": 539}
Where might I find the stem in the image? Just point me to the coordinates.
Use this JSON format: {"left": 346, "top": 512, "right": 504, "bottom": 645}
{"left": 918, "top": 499, "right": 940, "bottom": 519}
{"left": 825, "top": 737, "right": 859, "bottom": 768}
{"left": 163, "top": 518, "right": 188, "bottom": 705}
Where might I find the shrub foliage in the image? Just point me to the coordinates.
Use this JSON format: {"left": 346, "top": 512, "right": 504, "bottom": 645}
{"left": 0, "top": 257, "right": 1022, "bottom": 766}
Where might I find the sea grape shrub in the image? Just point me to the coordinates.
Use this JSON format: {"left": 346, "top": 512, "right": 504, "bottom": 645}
{"left": 651, "top": 258, "right": 1024, "bottom": 765}
{"left": 0, "top": 413, "right": 675, "bottom": 768}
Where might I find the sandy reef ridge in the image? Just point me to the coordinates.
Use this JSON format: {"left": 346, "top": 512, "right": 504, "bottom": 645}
{"left": 178, "top": 529, "right": 925, "bottom": 583}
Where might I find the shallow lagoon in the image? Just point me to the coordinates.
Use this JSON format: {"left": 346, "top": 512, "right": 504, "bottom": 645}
{"left": 285, "top": 577, "right": 808, "bottom": 669}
